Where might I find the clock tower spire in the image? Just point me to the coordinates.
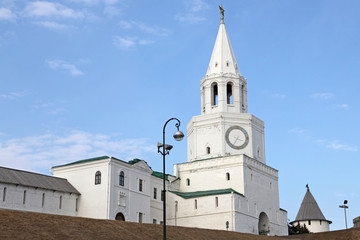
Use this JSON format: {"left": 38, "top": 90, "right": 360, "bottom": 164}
{"left": 200, "top": 8, "right": 247, "bottom": 115}
{"left": 187, "top": 9, "right": 265, "bottom": 163}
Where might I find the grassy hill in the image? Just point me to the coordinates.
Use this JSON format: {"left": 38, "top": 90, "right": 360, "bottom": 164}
{"left": 0, "top": 209, "right": 359, "bottom": 240}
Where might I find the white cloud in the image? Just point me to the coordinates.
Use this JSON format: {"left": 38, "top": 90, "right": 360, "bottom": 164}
{"left": 23, "top": 1, "right": 85, "bottom": 19}
{"left": 335, "top": 103, "right": 349, "bottom": 109}
{"left": 46, "top": 59, "right": 84, "bottom": 76}
{"left": 270, "top": 93, "right": 286, "bottom": 99}
{"left": 68, "top": 0, "right": 100, "bottom": 5}
{"left": 0, "top": 8, "right": 16, "bottom": 20}
{"left": 34, "top": 21, "right": 69, "bottom": 30}
{"left": 289, "top": 127, "right": 306, "bottom": 135}
{"left": 310, "top": 92, "right": 334, "bottom": 100}
{"left": 119, "top": 20, "right": 170, "bottom": 37}
{"left": 175, "top": 0, "right": 209, "bottom": 24}
{"left": 113, "top": 36, "right": 155, "bottom": 50}
{"left": 1, "top": 91, "right": 25, "bottom": 99}
{"left": 113, "top": 36, "right": 136, "bottom": 50}
{"left": 317, "top": 139, "right": 358, "bottom": 152}
{"left": 0, "top": 131, "right": 155, "bottom": 172}
{"left": 138, "top": 39, "right": 154, "bottom": 45}
{"left": 327, "top": 143, "right": 357, "bottom": 152}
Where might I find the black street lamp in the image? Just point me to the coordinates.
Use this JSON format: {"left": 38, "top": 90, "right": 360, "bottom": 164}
{"left": 339, "top": 200, "right": 349, "bottom": 229}
{"left": 157, "top": 118, "right": 184, "bottom": 240}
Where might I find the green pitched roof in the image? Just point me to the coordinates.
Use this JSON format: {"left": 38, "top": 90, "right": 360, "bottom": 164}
{"left": 52, "top": 156, "right": 110, "bottom": 168}
{"left": 170, "top": 188, "right": 243, "bottom": 199}
{"left": 151, "top": 171, "right": 170, "bottom": 181}
{"left": 128, "top": 159, "right": 143, "bottom": 165}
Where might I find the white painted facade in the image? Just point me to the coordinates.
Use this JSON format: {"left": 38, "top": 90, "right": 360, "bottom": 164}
{"left": 167, "top": 16, "right": 288, "bottom": 236}
{"left": 52, "top": 156, "right": 172, "bottom": 224}
{"left": 293, "top": 220, "right": 330, "bottom": 233}
{"left": 0, "top": 181, "right": 79, "bottom": 216}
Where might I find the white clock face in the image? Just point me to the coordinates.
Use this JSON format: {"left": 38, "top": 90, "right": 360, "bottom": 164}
{"left": 225, "top": 126, "right": 249, "bottom": 150}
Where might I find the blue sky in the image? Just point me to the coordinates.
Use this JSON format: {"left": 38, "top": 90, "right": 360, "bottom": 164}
{"left": 0, "top": 0, "right": 359, "bottom": 231}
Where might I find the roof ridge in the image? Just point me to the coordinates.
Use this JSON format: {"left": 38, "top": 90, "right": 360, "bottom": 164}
{"left": 0, "top": 166, "right": 67, "bottom": 181}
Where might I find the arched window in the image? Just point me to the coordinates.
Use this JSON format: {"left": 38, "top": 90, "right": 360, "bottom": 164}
{"left": 119, "top": 171, "right": 125, "bottom": 186}
{"left": 211, "top": 83, "right": 218, "bottom": 106}
{"left": 95, "top": 171, "right": 101, "bottom": 185}
{"left": 227, "top": 83, "right": 233, "bottom": 104}
{"left": 186, "top": 178, "right": 190, "bottom": 186}
{"left": 206, "top": 146, "right": 210, "bottom": 154}
{"left": 226, "top": 172, "right": 230, "bottom": 181}
{"left": 241, "top": 84, "right": 245, "bottom": 107}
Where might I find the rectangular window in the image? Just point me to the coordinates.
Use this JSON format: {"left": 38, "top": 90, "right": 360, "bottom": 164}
{"left": 161, "top": 190, "right": 164, "bottom": 201}
{"left": 215, "top": 197, "right": 218, "bottom": 207}
{"left": 23, "top": 190, "right": 26, "bottom": 205}
{"left": 153, "top": 188, "right": 157, "bottom": 199}
{"left": 138, "top": 212, "right": 143, "bottom": 223}
{"left": 42, "top": 193, "right": 45, "bottom": 207}
{"left": 139, "top": 179, "right": 143, "bottom": 192}
{"left": 59, "top": 196, "right": 62, "bottom": 209}
{"left": 194, "top": 199, "right": 197, "bottom": 209}
{"left": 3, "top": 187, "right": 6, "bottom": 202}
{"left": 175, "top": 201, "right": 178, "bottom": 212}
{"left": 153, "top": 219, "right": 156, "bottom": 224}
{"left": 75, "top": 198, "right": 78, "bottom": 212}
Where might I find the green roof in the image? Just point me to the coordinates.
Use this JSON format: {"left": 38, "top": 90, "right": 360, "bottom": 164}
{"left": 52, "top": 156, "right": 110, "bottom": 168}
{"left": 151, "top": 171, "right": 169, "bottom": 181}
{"left": 170, "top": 188, "right": 244, "bottom": 199}
{"left": 128, "top": 159, "right": 143, "bottom": 165}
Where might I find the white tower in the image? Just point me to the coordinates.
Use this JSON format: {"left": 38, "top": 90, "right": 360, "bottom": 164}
{"left": 168, "top": 6, "right": 288, "bottom": 236}
{"left": 187, "top": 12, "right": 265, "bottom": 164}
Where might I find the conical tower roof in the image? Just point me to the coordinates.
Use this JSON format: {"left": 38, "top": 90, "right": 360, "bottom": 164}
{"left": 206, "top": 18, "right": 241, "bottom": 76}
{"left": 292, "top": 187, "right": 331, "bottom": 223}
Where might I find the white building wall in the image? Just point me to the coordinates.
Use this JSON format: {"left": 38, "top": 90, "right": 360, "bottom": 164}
{"left": 0, "top": 183, "right": 78, "bottom": 216}
{"left": 174, "top": 155, "right": 245, "bottom": 194}
{"left": 243, "top": 156, "right": 288, "bottom": 235}
{"left": 52, "top": 159, "right": 110, "bottom": 219}
{"left": 150, "top": 176, "right": 165, "bottom": 224}
{"left": 167, "top": 192, "right": 233, "bottom": 231}
{"left": 294, "top": 220, "right": 330, "bottom": 233}
{"left": 122, "top": 163, "right": 151, "bottom": 223}
{"left": 53, "top": 157, "right": 165, "bottom": 224}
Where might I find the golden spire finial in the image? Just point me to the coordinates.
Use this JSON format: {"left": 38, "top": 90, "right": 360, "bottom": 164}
{"left": 219, "top": 4, "right": 224, "bottom": 23}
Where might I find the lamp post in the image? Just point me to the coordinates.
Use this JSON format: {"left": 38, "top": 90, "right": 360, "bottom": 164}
{"left": 157, "top": 118, "right": 184, "bottom": 240}
{"left": 339, "top": 200, "right": 349, "bottom": 229}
